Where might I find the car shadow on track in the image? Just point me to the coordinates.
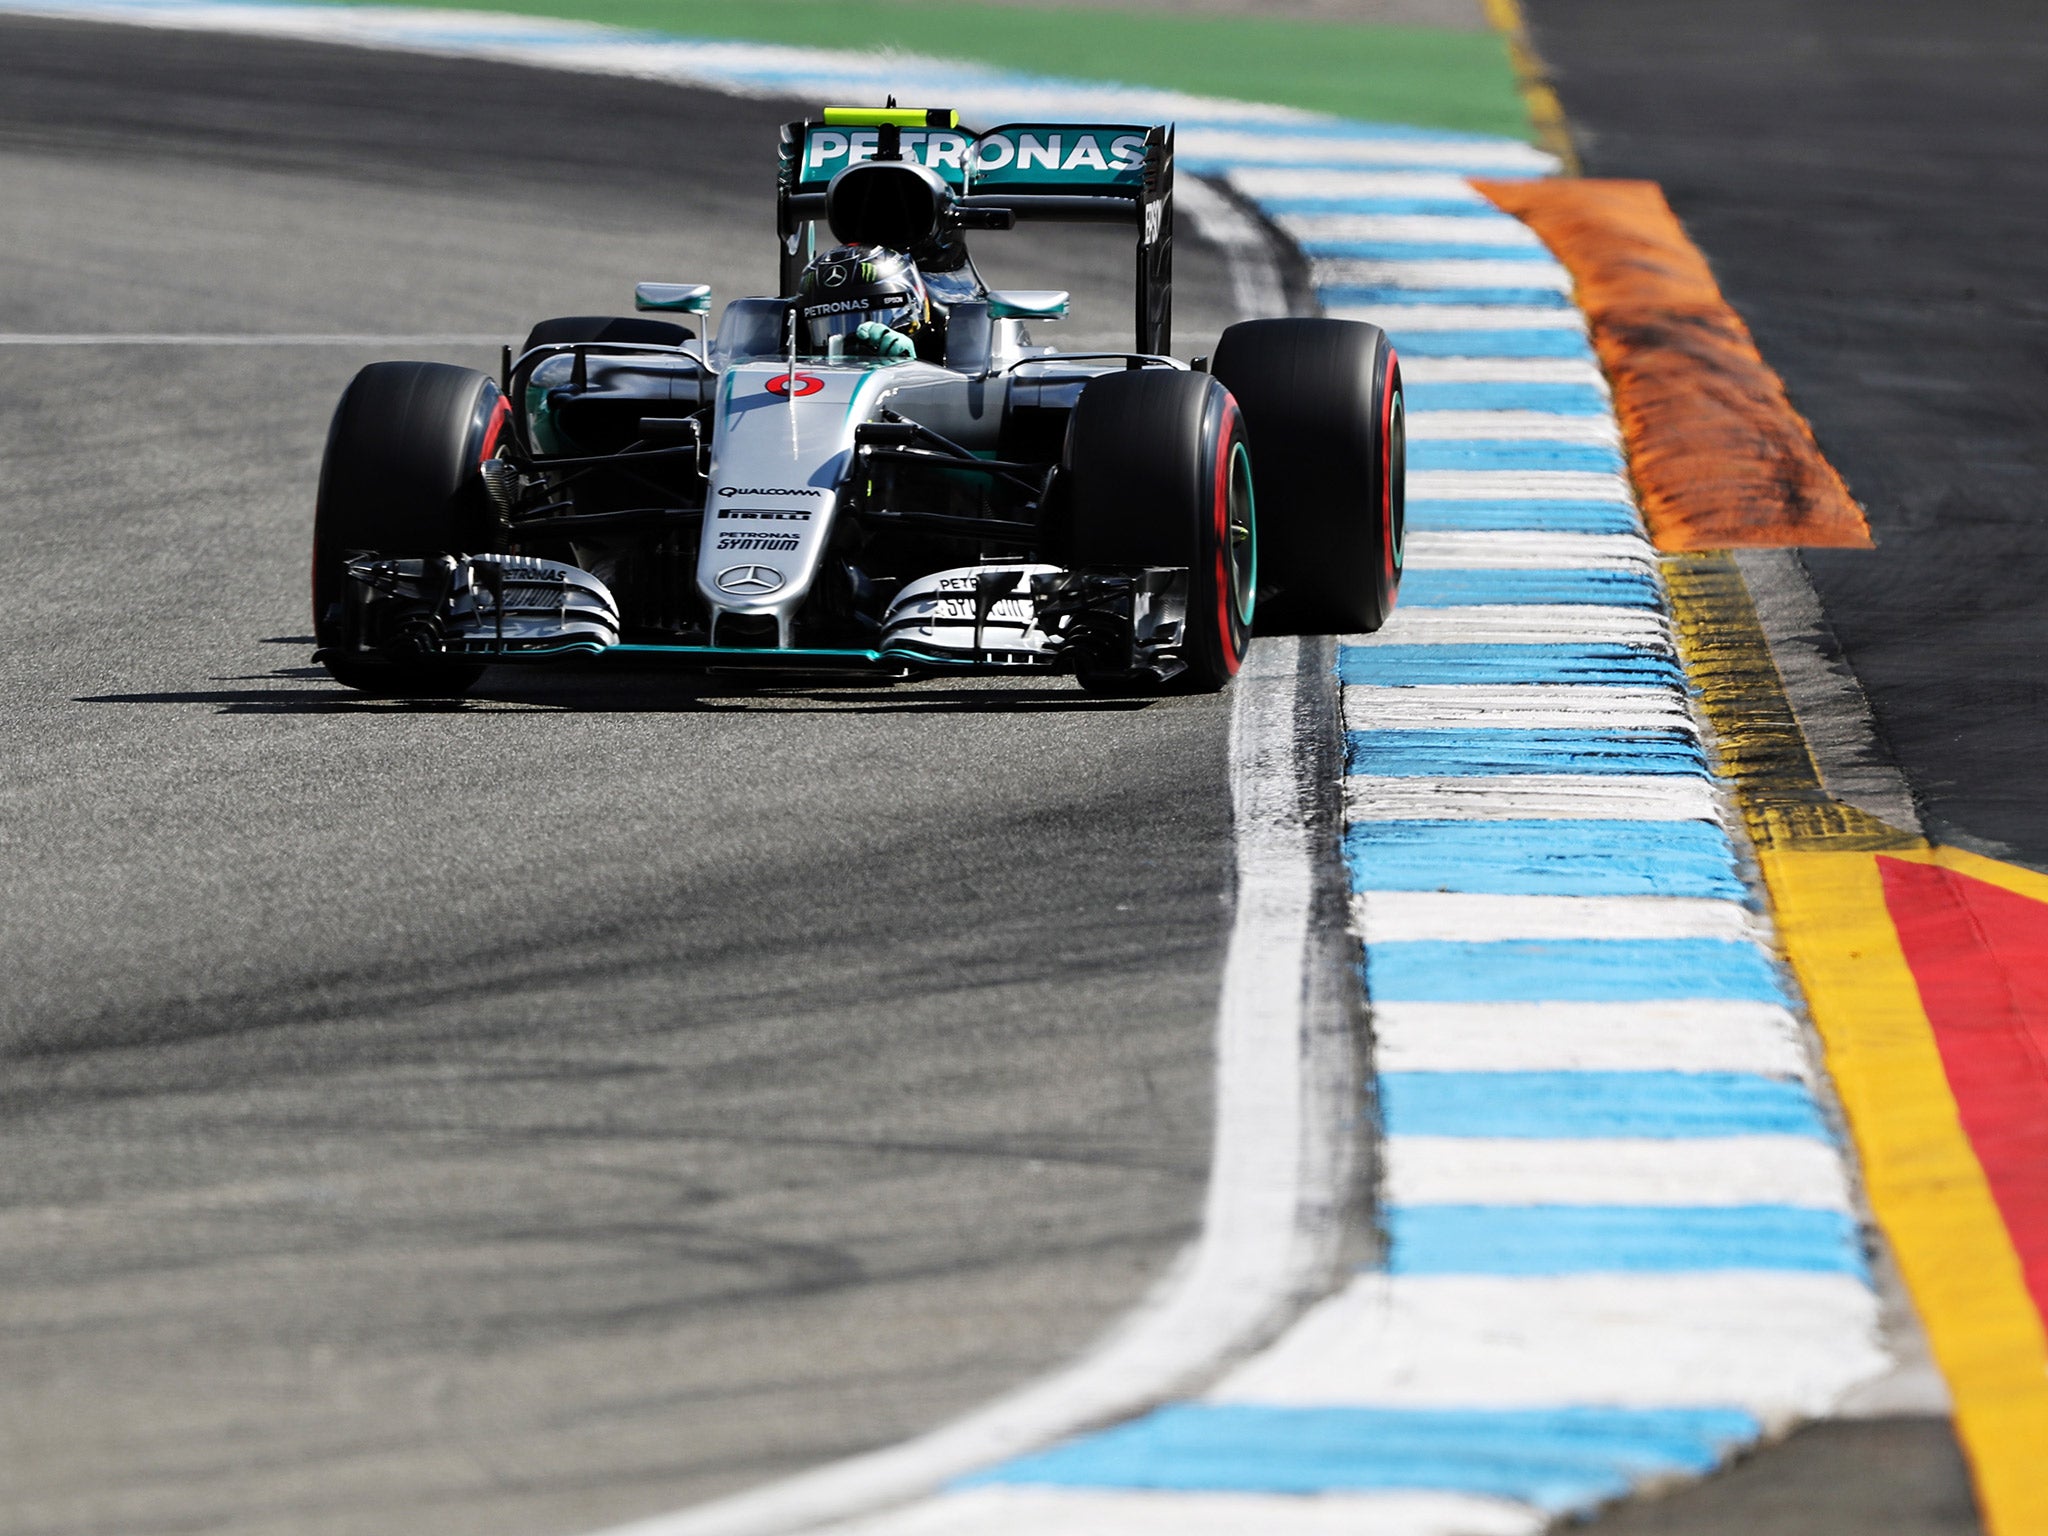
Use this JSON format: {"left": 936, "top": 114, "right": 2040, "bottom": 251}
{"left": 75, "top": 670, "right": 1161, "bottom": 716}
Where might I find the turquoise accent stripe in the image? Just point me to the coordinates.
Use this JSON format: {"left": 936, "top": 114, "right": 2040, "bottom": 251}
{"left": 1320, "top": 285, "right": 1575, "bottom": 308}
{"left": 1339, "top": 643, "right": 1680, "bottom": 687}
{"left": 1405, "top": 382, "right": 1610, "bottom": 413}
{"left": 1380, "top": 1072, "right": 1831, "bottom": 1140}
{"left": 1406, "top": 498, "right": 1641, "bottom": 533}
{"left": 1300, "top": 239, "right": 1553, "bottom": 262}
{"left": 1387, "top": 1206, "right": 1867, "bottom": 1277}
{"left": 1367, "top": 939, "right": 1788, "bottom": 1005}
{"left": 959, "top": 1403, "right": 1758, "bottom": 1511}
{"left": 1388, "top": 328, "right": 1593, "bottom": 358}
{"left": 1345, "top": 820, "right": 1743, "bottom": 898}
{"left": 1398, "top": 568, "right": 1661, "bottom": 608}
{"left": 1408, "top": 440, "right": 1627, "bottom": 474}
{"left": 1348, "top": 728, "right": 1711, "bottom": 778}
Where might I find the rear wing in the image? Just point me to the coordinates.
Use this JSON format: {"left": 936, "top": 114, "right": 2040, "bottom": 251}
{"left": 777, "top": 110, "right": 1176, "bottom": 355}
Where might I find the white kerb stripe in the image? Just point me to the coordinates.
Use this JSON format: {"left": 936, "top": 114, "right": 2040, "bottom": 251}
{"left": 1357, "top": 606, "right": 1669, "bottom": 645}
{"left": 1313, "top": 258, "right": 1572, "bottom": 292}
{"left": 1190, "top": 132, "right": 1557, "bottom": 173}
{"left": 1405, "top": 471, "right": 1638, "bottom": 507}
{"left": 1384, "top": 1136, "right": 1856, "bottom": 1210}
{"left": 1211, "top": 1272, "right": 1888, "bottom": 1419}
{"left": 814, "top": 1488, "right": 1543, "bottom": 1536}
{"left": 1339, "top": 304, "right": 1588, "bottom": 332}
{"left": 1354, "top": 892, "right": 1759, "bottom": 944}
{"left": 1275, "top": 212, "right": 1545, "bottom": 246}
{"left": 1400, "top": 357, "right": 1609, "bottom": 386}
{"left": 1344, "top": 774, "right": 1719, "bottom": 821}
{"left": 1371, "top": 1000, "right": 1812, "bottom": 1078}
{"left": 1402, "top": 530, "right": 1656, "bottom": 569}
{"left": 1343, "top": 684, "right": 1692, "bottom": 730}
{"left": 1405, "top": 412, "right": 1620, "bottom": 444}
{"left": 1228, "top": 167, "right": 1491, "bottom": 202}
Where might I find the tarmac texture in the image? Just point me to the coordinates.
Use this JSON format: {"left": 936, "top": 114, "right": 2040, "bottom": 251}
{"left": 1524, "top": 0, "right": 2048, "bottom": 867}
{"left": 1522, "top": 0, "right": 2045, "bottom": 1529}
{"left": 0, "top": 19, "right": 1246, "bottom": 1535}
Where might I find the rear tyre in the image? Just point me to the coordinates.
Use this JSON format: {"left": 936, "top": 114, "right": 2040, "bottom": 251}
{"left": 1063, "top": 369, "right": 1256, "bottom": 694}
{"left": 312, "top": 360, "right": 507, "bottom": 696}
{"left": 520, "top": 315, "right": 693, "bottom": 354}
{"left": 1212, "top": 318, "right": 1403, "bottom": 635}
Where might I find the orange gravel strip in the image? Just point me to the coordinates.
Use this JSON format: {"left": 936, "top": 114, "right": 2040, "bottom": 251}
{"left": 1472, "top": 178, "right": 1871, "bottom": 550}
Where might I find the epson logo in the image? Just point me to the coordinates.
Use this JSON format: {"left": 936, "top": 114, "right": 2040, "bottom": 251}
{"left": 719, "top": 486, "right": 820, "bottom": 498}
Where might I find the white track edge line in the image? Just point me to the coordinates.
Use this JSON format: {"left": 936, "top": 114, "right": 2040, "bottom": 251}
{"left": 588, "top": 640, "right": 1341, "bottom": 1536}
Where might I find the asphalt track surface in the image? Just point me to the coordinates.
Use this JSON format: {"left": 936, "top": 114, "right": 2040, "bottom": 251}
{"left": 0, "top": 20, "right": 1248, "bottom": 1535}
{"left": 1524, "top": 0, "right": 2044, "bottom": 1529}
{"left": 1526, "top": 0, "right": 2048, "bottom": 869}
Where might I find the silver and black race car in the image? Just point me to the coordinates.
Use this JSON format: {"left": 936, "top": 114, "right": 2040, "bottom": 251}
{"left": 311, "top": 107, "right": 1404, "bottom": 695}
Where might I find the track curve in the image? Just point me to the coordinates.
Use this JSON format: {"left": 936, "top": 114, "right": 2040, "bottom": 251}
{"left": 0, "top": 19, "right": 1248, "bottom": 1535}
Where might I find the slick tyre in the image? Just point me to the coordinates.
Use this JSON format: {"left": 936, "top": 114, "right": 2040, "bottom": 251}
{"left": 520, "top": 315, "right": 694, "bottom": 354}
{"left": 1064, "top": 368, "right": 1256, "bottom": 694}
{"left": 312, "top": 361, "right": 507, "bottom": 696}
{"left": 1212, "top": 318, "right": 1403, "bottom": 635}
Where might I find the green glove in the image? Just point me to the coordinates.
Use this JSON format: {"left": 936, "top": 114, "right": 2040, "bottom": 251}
{"left": 855, "top": 321, "right": 916, "bottom": 361}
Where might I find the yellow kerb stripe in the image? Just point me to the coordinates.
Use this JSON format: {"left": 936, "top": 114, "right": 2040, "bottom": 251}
{"left": 1762, "top": 846, "right": 2048, "bottom": 1536}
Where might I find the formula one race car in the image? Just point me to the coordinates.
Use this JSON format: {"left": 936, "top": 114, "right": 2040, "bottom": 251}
{"left": 311, "top": 108, "right": 1404, "bottom": 695}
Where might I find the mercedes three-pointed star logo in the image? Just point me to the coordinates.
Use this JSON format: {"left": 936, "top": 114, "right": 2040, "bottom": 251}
{"left": 716, "top": 563, "right": 786, "bottom": 596}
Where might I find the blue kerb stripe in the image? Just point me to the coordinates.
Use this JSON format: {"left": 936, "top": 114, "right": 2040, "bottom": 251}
{"left": 959, "top": 1403, "right": 1758, "bottom": 1511}
{"left": 1320, "top": 285, "right": 1575, "bottom": 308}
{"left": 1300, "top": 239, "right": 1553, "bottom": 262}
{"left": 1406, "top": 382, "right": 1610, "bottom": 414}
{"left": 1399, "top": 568, "right": 1661, "bottom": 608}
{"left": 1348, "top": 728, "right": 1710, "bottom": 778}
{"left": 1346, "top": 821, "right": 1743, "bottom": 898}
{"left": 1339, "top": 643, "right": 1680, "bottom": 687}
{"left": 1409, "top": 440, "right": 1627, "bottom": 474}
{"left": 1367, "top": 938, "right": 1788, "bottom": 1005}
{"left": 1407, "top": 499, "right": 1642, "bottom": 533}
{"left": 1387, "top": 1206, "right": 1867, "bottom": 1277}
{"left": 1388, "top": 329, "right": 1592, "bottom": 359}
{"left": 1380, "top": 1072, "right": 1831, "bottom": 1140}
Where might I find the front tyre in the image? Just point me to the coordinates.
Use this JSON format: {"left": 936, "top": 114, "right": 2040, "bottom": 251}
{"left": 1063, "top": 369, "right": 1255, "bottom": 694}
{"left": 312, "top": 361, "right": 507, "bottom": 696}
{"left": 1212, "top": 318, "right": 1403, "bottom": 635}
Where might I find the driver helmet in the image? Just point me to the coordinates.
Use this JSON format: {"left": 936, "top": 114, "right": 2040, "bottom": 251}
{"left": 797, "top": 244, "right": 929, "bottom": 354}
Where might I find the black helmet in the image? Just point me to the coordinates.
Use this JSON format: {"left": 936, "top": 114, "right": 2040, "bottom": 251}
{"left": 796, "top": 244, "right": 928, "bottom": 355}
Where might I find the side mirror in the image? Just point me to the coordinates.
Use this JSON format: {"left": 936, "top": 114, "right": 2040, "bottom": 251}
{"left": 635, "top": 282, "right": 712, "bottom": 315}
{"left": 986, "top": 290, "right": 1070, "bottom": 322}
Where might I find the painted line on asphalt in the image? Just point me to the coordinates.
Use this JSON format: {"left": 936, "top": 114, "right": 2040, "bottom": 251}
{"left": 587, "top": 637, "right": 1346, "bottom": 1536}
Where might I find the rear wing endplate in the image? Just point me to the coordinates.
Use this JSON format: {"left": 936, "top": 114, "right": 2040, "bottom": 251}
{"left": 776, "top": 114, "right": 1175, "bottom": 355}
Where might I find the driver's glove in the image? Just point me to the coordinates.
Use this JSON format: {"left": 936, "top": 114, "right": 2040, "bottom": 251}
{"left": 854, "top": 321, "right": 917, "bottom": 361}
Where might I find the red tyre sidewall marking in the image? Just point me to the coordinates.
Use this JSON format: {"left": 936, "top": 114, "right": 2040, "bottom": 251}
{"left": 477, "top": 391, "right": 511, "bottom": 462}
{"left": 767, "top": 373, "right": 825, "bottom": 397}
{"left": 1379, "top": 345, "right": 1400, "bottom": 600}
{"left": 1211, "top": 396, "right": 1244, "bottom": 676}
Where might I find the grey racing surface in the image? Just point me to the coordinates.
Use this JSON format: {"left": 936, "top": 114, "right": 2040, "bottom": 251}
{"left": 0, "top": 19, "right": 1246, "bottom": 1536}
{"left": 1524, "top": 0, "right": 2048, "bottom": 868}
{"left": 1521, "top": 1, "right": 2036, "bottom": 1530}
